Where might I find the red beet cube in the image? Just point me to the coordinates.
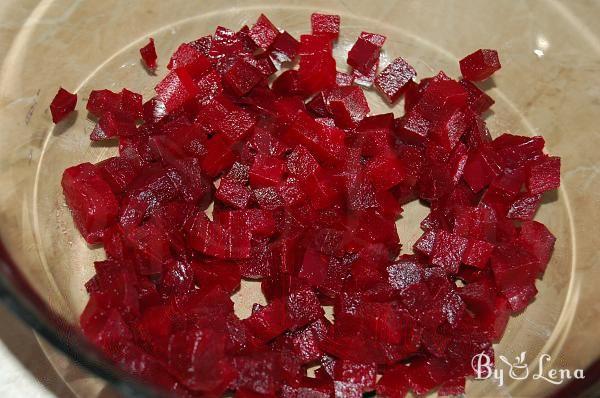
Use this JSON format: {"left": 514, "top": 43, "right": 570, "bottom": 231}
{"left": 273, "top": 70, "right": 303, "bottom": 96}
{"left": 431, "top": 230, "right": 469, "bottom": 274}
{"left": 459, "top": 49, "right": 501, "bottom": 81}
{"left": 360, "top": 31, "right": 386, "bottom": 47}
{"left": 374, "top": 57, "right": 416, "bottom": 103}
{"left": 491, "top": 244, "right": 538, "bottom": 305}
{"left": 270, "top": 31, "right": 299, "bottom": 65}
{"left": 249, "top": 155, "right": 286, "bottom": 188}
{"left": 334, "top": 360, "right": 376, "bottom": 393}
{"left": 286, "top": 286, "right": 324, "bottom": 329}
{"left": 507, "top": 193, "right": 542, "bottom": 220}
{"left": 62, "top": 163, "right": 119, "bottom": 244}
{"left": 462, "top": 239, "right": 494, "bottom": 268}
{"left": 244, "top": 298, "right": 288, "bottom": 340}
{"left": 97, "top": 156, "right": 138, "bottom": 194}
{"left": 201, "top": 135, "right": 236, "bottom": 177}
{"left": 325, "top": 86, "right": 370, "bottom": 127}
{"left": 218, "top": 110, "right": 256, "bottom": 143}
{"left": 298, "top": 52, "right": 336, "bottom": 94}
{"left": 460, "top": 79, "right": 494, "bottom": 114}
{"left": 86, "top": 89, "right": 122, "bottom": 118}
{"left": 249, "top": 14, "right": 280, "bottom": 50}
{"left": 347, "top": 36, "right": 381, "bottom": 74}
{"left": 216, "top": 179, "right": 251, "bottom": 209}
{"left": 167, "top": 43, "right": 211, "bottom": 73}
{"left": 430, "top": 108, "right": 467, "bottom": 151}
{"left": 50, "top": 87, "right": 77, "bottom": 123}
{"left": 90, "top": 112, "right": 137, "bottom": 141}
{"left": 366, "top": 153, "right": 407, "bottom": 191}
{"left": 140, "top": 38, "right": 158, "bottom": 70}
{"left": 463, "top": 146, "right": 502, "bottom": 192}
{"left": 223, "top": 59, "right": 263, "bottom": 96}
{"left": 526, "top": 156, "right": 560, "bottom": 195}
{"left": 336, "top": 71, "right": 354, "bottom": 87}
{"left": 519, "top": 220, "right": 556, "bottom": 273}
{"left": 155, "top": 68, "right": 199, "bottom": 112}
{"left": 311, "top": 13, "right": 340, "bottom": 40}
{"left": 394, "top": 109, "right": 431, "bottom": 145}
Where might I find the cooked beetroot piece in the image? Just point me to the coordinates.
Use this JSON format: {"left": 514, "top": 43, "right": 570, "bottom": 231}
{"left": 140, "top": 38, "right": 158, "bottom": 70}
{"left": 249, "top": 14, "right": 280, "bottom": 50}
{"left": 50, "top": 87, "right": 77, "bottom": 123}
{"left": 460, "top": 79, "right": 495, "bottom": 114}
{"left": 269, "top": 31, "right": 299, "bottom": 65}
{"left": 459, "top": 49, "right": 501, "bottom": 81}
{"left": 155, "top": 68, "right": 199, "bottom": 112}
{"left": 62, "top": 163, "right": 119, "bottom": 244}
{"left": 374, "top": 57, "right": 416, "bottom": 103}
{"left": 325, "top": 86, "right": 370, "bottom": 127}
{"left": 347, "top": 35, "right": 381, "bottom": 74}
{"left": 224, "top": 59, "right": 264, "bottom": 96}
{"left": 352, "top": 61, "right": 377, "bottom": 87}
{"left": 526, "top": 155, "right": 561, "bottom": 195}
{"left": 311, "top": 13, "right": 340, "bottom": 40}
{"left": 360, "top": 31, "right": 386, "bottom": 47}
{"left": 64, "top": 14, "right": 561, "bottom": 398}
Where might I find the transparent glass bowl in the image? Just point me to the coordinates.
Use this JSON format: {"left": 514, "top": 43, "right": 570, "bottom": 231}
{"left": 0, "top": 0, "right": 598, "bottom": 397}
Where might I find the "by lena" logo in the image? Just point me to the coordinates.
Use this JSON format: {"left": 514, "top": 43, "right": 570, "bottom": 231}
{"left": 471, "top": 351, "right": 585, "bottom": 387}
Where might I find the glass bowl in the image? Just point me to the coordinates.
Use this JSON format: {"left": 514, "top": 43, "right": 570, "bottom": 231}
{"left": 0, "top": 0, "right": 598, "bottom": 396}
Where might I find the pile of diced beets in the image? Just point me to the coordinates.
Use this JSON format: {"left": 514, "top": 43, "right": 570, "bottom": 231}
{"left": 54, "top": 12, "right": 560, "bottom": 398}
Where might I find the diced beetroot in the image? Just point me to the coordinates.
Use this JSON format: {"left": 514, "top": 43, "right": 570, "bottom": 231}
{"left": 374, "top": 57, "right": 416, "bottom": 103}
{"left": 201, "top": 135, "right": 236, "bottom": 177}
{"left": 193, "top": 260, "right": 241, "bottom": 294}
{"left": 50, "top": 87, "right": 77, "bottom": 123}
{"left": 298, "top": 51, "right": 336, "bottom": 94}
{"left": 526, "top": 156, "right": 561, "bottom": 195}
{"left": 491, "top": 243, "right": 539, "bottom": 309}
{"left": 462, "top": 239, "right": 495, "bottom": 268}
{"left": 216, "top": 179, "right": 251, "bottom": 209}
{"left": 360, "top": 32, "right": 386, "bottom": 47}
{"left": 325, "top": 86, "right": 370, "bottom": 127}
{"left": 244, "top": 298, "right": 288, "bottom": 340}
{"left": 394, "top": 109, "right": 431, "bottom": 144}
{"left": 223, "top": 59, "right": 264, "bottom": 96}
{"left": 90, "top": 112, "right": 137, "bottom": 141}
{"left": 270, "top": 31, "right": 299, "bottom": 65}
{"left": 460, "top": 79, "right": 495, "bottom": 113}
{"left": 463, "top": 146, "right": 502, "bottom": 192}
{"left": 334, "top": 360, "right": 376, "bottom": 393}
{"left": 62, "top": 163, "right": 119, "bottom": 244}
{"left": 140, "top": 38, "right": 158, "bottom": 70}
{"left": 518, "top": 221, "right": 556, "bottom": 273}
{"left": 459, "top": 49, "right": 501, "bottom": 81}
{"left": 249, "top": 14, "right": 280, "bottom": 50}
{"left": 366, "top": 153, "right": 407, "bottom": 191}
{"left": 167, "top": 43, "right": 211, "bottom": 73}
{"left": 272, "top": 70, "right": 303, "bottom": 96}
{"left": 431, "top": 230, "right": 469, "bottom": 274}
{"left": 352, "top": 61, "right": 378, "bottom": 87}
{"left": 155, "top": 68, "right": 199, "bottom": 112}
{"left": 64, "top": 15, "right": 561, "bottom": 398}
{"left": 413, "top": 229, "right": 436, "bottom": 256}
{"left": 311, "top": 13, "right": 340, "bottom": 40}
{"left": 507, "top": 192, "right": 542, "bottom": 220}
{"left": 97, "top": 156, "right": 138, "bottom": 194}
{"left": 219, "top": 110, "right": 256, "bottom": 143}
{"left": 347, "top": 36, "right": 380, "bottom": 74}
{"left": 249, "top": 155, "right": 286, "bottom": 188}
